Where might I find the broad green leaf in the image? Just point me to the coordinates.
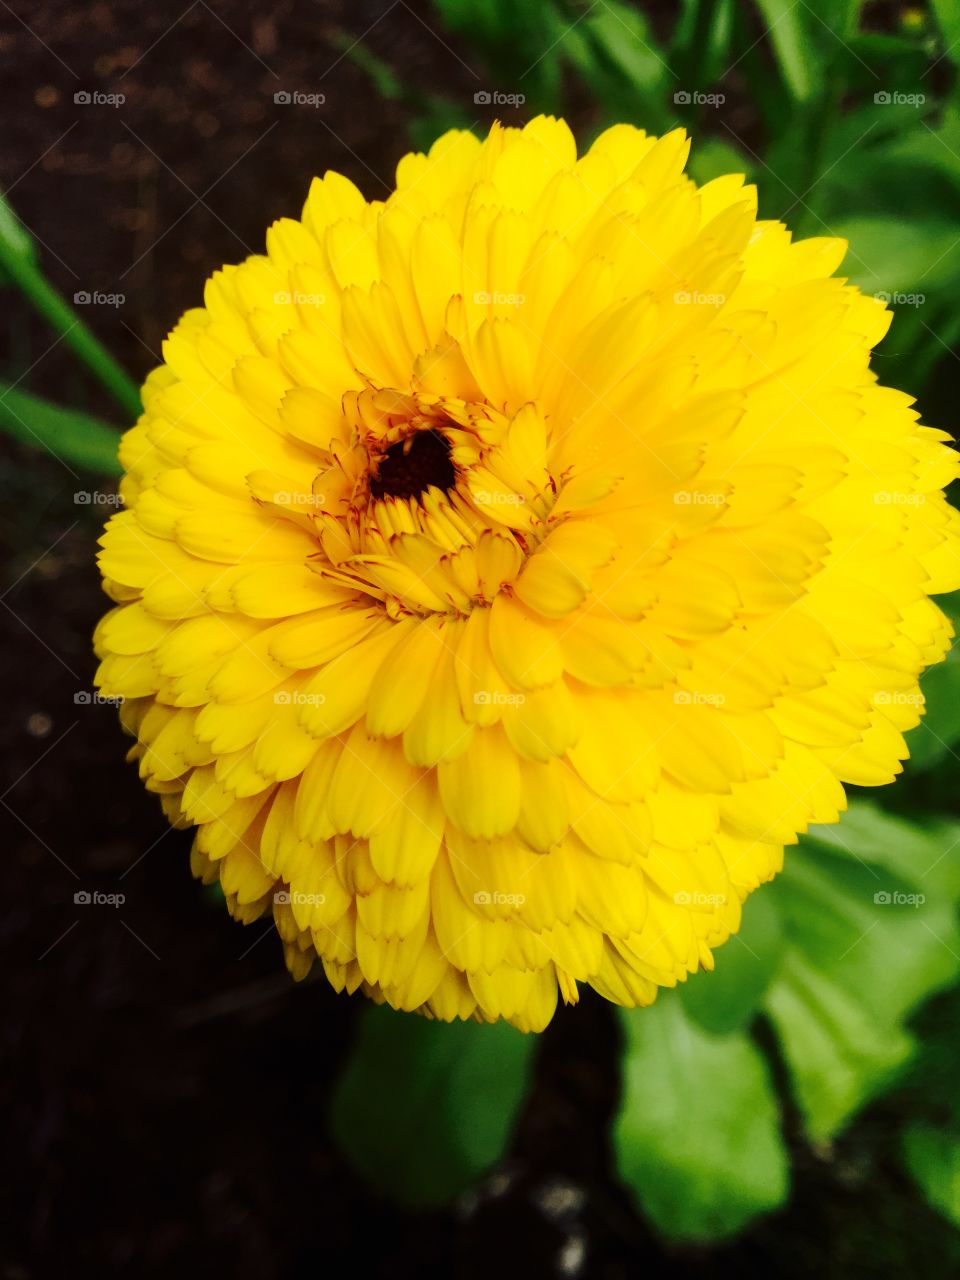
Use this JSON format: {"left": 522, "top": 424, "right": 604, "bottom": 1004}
{"left": 0, "top": 383, "right": 122, "bottom": 475}
{"left": 903, "top": 1123, "right": 960, "bottom": 1228}
{"left": 753, "top": 0, "right": 820, "bottom": 102}
{"left": 904, "top": 589, "right": 960, "bottom": 771}
{"left": 931, "top": 0, "right": 960, "bottom": 64}
{"left": 409, "top": 100, "right": 476, "bottom": 154}
{"left": 687, "top": 137, "right": 754, "bottom": 185}
{"left": 582, "top": 1, "right": 670, "bottom": 98}
{"left": 679, "top": 890, "right": 783, "bottom": 1035}
{"left": 830, "top": 215, "right": 960, "bottom": 295}
{"left": 798, "top": 0, "right": 864, "bottom": 40}
{"left": 329, "top": 1004, "right": 535, "bottom": 1206}
{"left": 765, "top": 948, "right": 914, "bottom": 1141}
{"left": 763, "top": 810, "right": 960, "bottom": 1140}
{"left": 904, "top": 655, "right": 960, "bottom": 773}
{"left": 431, "top": 0, "right": 568, "bottom": 111}
{"left": 804, "top": 800, "right": 960, "bottom": 902}
{"left": 615, "top": 997, "right": 788, "bottom": 1241}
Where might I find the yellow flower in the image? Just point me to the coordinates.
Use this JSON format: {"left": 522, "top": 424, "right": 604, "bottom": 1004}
{"left": 95, "top": 116, "right": 960, "bottom": 1032}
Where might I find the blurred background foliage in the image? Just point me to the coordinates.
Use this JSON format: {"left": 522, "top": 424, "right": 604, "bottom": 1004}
{"left": 3, "top": 0, "right": 960, "bottom": 1259}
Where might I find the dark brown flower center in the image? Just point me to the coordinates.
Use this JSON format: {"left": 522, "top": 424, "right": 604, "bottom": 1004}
{"left": 369, "top": 428, "right": 456, "bottom": 502}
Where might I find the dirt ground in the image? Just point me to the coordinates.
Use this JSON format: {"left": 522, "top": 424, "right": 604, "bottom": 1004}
{"left": 2, "top": 2, "right": 958, "bottom": 1276}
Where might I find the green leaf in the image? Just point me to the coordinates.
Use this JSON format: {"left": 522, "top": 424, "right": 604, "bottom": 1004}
{"left": 830, "top": 215, "right": 960, "bottom": 295}
{"left": 582, "top": 0, "right": 670, "bottom": 98}
{"left": 0, "top": 382, "right": 122, "bottom": 475}
{"left": 904, "top": 654, "right": 960, "bottom": 774}
{"left": 687, "top": 137, "right": 754, "bottom": 186}
{"left": 671, "top": 0, "right": 735, "bottom": 91}
{"left": 804, "top": 800, "right": 960, "bottom": 902}
{"left": 0, "top": 188, "right": 39, "bottom": 271}
{"left": 614, "top": 996, "right": 788, "bottom": 1241}
{"left": 765, "top": 948, "right": 914, "bottom": 1141}
{"left": 329, "top": 1004, "right": 536, "bottom": 1206}
{"left": 931, "top": 0, "right": 960, "bottom": 65}
{"left": 763, "top": 807, "right": 960, "bottom": 1140}
{"left": 753, "top": 0, "right": 820, "bottom": 102}
{"left": 0, "top": 191, "right": 141, "bottom": 418}
{"left": 679, "top": 889, "right": 783, "bottom": 1035}
{"left": 903, "top": 1123, "right": 960, "bottom": 1228}
{"left": 333, "top": 36, "right": 404, "bottom": 100}
{"left": 903, "top": 600, "right": 960, "bottom": 773}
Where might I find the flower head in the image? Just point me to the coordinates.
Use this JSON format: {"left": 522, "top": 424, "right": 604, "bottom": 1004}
{"left": 96, "top": 116, "right": 960, "bottom": 1031}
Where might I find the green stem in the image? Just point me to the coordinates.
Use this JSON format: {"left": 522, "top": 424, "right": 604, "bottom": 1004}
{"left": 0, "top": 207, "right": 142, "bottom": 420}
{"left": 0, "top": 382, "right": 122, "bottom": 475}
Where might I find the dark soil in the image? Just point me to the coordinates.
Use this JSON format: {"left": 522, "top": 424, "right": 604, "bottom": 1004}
{"left": 2, "top": 3, "right": 958, "bottom": 1276}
